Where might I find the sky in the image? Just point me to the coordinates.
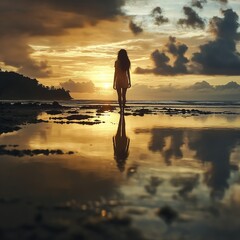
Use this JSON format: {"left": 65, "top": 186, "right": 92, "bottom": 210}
{"left": 0, "top": 0, "right": 240, "bottom": 100}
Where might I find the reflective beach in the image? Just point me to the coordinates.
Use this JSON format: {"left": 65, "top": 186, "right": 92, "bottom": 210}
{"left": 0, "top": 103, "right": 240, "bottom": 239}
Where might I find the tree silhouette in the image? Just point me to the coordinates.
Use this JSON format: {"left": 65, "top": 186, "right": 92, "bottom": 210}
{"left": 0, "top": 71, "right": 72, "bottom": 100}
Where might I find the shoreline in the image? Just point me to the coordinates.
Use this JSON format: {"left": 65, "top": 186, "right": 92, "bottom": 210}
{"left": 1, "top": 100, "right": 239, "bottom": 135}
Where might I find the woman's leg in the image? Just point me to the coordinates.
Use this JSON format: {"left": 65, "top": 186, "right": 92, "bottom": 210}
{"left": 122, "top": 88, "right": 127, "bottom": 110}
{"left": 116, "top": 88, "right": 122, "bottom": 111}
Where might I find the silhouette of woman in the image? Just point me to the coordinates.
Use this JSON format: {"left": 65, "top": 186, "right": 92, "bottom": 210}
{"left": 113, "top": 114, "right": 130, "bottom": 172}
{"left": 113, "top": 49, "right": 131, "bottom": 113}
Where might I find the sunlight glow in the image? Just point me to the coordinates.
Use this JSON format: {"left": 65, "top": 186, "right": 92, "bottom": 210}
{"left": 103, "top": 82, "right": 111, "bottom": 89}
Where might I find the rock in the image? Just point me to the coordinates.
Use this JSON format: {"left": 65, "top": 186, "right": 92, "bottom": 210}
{"left": 35, "top": 212, "right": 43, "bottom": 223}
{"left": 97, "top": 105, "right": 116, "bottom": 113}
{"left": 66, "top": 115, "right": 92, "bottom": 120}
{"left": 133, "top": 108, "right": 152, "bottom": 116}
{"left": 46, "top": 110, "right": 62, "bottom": 115}
{"left": 157, "top": 206, "right": 178, "bottom": 225}
{"left": 52, "top": 101, "right": 61, "bottom": 108}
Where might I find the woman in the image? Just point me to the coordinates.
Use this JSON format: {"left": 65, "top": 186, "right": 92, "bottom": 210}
{"left": 113, "top": 49, "right": 131, "bottom": 113}
{"left": 113, "top": 114, "right": 130, "bottom": 172}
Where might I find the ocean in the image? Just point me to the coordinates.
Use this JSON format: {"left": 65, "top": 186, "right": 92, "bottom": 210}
{"left": 2, "top": 99, "right": 240, "bottom": 110}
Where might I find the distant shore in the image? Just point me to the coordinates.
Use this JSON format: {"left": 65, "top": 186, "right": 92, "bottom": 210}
{"left": 0, "top": 71, "right": 72, "bottom": 100}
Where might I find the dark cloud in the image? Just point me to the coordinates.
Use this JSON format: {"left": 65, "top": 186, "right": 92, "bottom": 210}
{"left": 0, "top": 0, "right": 125, "bottom": 77}
{"left": 192, "top": 9, "right": 240, "bottom": 75}
{"left": 177, "top": 6, "right": 206, "bottom": 29}
{"left": 191, "top": 0, "right": 228, "bottom": 9}
{"left": 136, "top": 8, "right": 240, "bottom": 76}
{"left": 145, "top": 127, "right": 240, "bottom": 199}
{"left": 60, "top": 80, "right": 95, "bottom": 93}
{"left": 188, "top": 129, "right": 240, "bottom": 199}
{"left": 166, "top": 36, "right": 189, "bottom": 73}
{"left": 0, "top": 0, "right": 125, "bottom": 37}
{"left": 46, "top": 0, "right": 125, "bottom": 21}
{"left": 191, "top": 0, "right": 207, "bottom": 9}
{"left": 149, "top": 129, "right": 184, "bottom": 165}
{"left": 135, "top": 36, "right": 189, "bottom": 75}
{"left": 213, "top": 0, "right": 228, "bottom": 4}
{"left": 129, "top": 20, "right": 143, "bottom": 35}
{"left": 209, "top": 9, "right": 239, "bottom": 40}
{"left": 151, "top": 7, "right": 169, "bottom": 26}
{"left": 129, "top": 6, "right": 168, "bottom": 34}
{"left": 128, "top": 81, "right": 240, "bottom": 100}
{"left": 0, "top": 37, "right": 51, "bottom": 78}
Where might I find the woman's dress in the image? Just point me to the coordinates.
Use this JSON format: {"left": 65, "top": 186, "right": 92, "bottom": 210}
{"left": 114, "top": 60, "right": 129, "bottom": 89}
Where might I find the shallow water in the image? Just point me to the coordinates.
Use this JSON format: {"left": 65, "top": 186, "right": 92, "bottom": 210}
{"left": 0, "top": 107, "right": 240, "bottom": 239}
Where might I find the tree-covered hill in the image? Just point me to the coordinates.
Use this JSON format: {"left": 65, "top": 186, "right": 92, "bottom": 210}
{"left": 0, "top": 70, "right": 72, "bottom": 100}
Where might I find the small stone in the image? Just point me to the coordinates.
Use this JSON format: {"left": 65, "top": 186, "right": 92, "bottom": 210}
{"left": 157, "top": 206, "right": 178, "bottom": 225}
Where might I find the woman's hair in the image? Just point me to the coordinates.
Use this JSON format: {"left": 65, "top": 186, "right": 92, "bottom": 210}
{"left": 117, "top": 49, "right": 131, "bottom": 71}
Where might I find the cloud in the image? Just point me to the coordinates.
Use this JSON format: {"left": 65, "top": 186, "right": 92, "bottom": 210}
{"left": 149, "top": 129, "right": 184, "bottom": 165}
{"left": 191, "top": 0, "right": 228, "bottom": 10}
{"left": 128, "top": 81, "right": 240, "bottom": 100}
{"left": 46, "top": 0, "right": 125, "bottom": 21}
{"left": 151, "top": 7, "right": 169, "bottom": 26}
{"left": 213, "top": 0, "right": 228, "bottom": 4}
{"left": 60, "top": 79, "right": 95, "bottom": 93}
{"left": 177, "top": 6, "right": 206, "bottom": 29}
{"left": 129, "top": 20, "right": 143, "bottom": 35}
{"left": 215, "top": 81, "right": 240, "bottom": 90}
{"left": 0, "top": 0, "right": 125, "bottom": 37}
{"left": 135, "top": 36, "right": 189, "bottom": 75}
{"left": 186, "top": 80, "right": 214, "bottom": 90}
{"left": 136, "top": 8, "right": 240, "bottom": 76}
{"left": 0, "top": 37, "right": 52, "bottom": 78}
{"left": 129, "top": 6, "right": 168, "bottom": 34}
{"left": 209, "top": 9, "right": 239, "bottom": 40}
{"left": 0, "top": 0, "right": 125, "bottom": 77}
{"left": 145, "top": 127, "right": 240, "bottom": 199}
{"left": 191, "top": 0, "right": 207, "bottom": 9}
{"left": 188, "top": 128, "right": 240, "bottom": 199}
{"left": 192, "top": 9, "right": 240, "bottom": 75}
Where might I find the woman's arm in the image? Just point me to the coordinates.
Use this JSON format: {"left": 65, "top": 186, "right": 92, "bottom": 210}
{"left": 127, "top": 69, "right": 131, "bottom": 88}
{"left": 113, "top": 70, "right": 116, "bottom": 89}
{"left": 113, "top": 61, "right": 117, "bottom": 89}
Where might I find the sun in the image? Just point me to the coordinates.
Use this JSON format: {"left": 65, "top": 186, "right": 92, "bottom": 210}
{"left": 103, "top": 82, "right": 111, "bottom": 89}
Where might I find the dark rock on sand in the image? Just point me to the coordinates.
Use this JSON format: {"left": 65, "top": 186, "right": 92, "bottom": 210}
{"left": 52, "top": 101, "right": 61, "bottom": 108}
{"left": 97, "top": 105, "right": 116, "bottom": 113}
{"left": 157, "top": 206, "right": 178, "bottom": 225}
{"left": 0, "top": 145, "right": 74, "bottom": 157}
{"left": 0, "top": 101, "right": 68, "bottom": 134}
{"left": 133, "top": 108, "right": 153, "bottom": 116}
{"left": 80, "top": 104, "right": 116, "bottom": 113}
{"left": 50, "top": 114, "right": 93, "bottom": 121}
{"left": 34, "top": 212, "right": 43, "bottom": 223}
{"left": 67, "top": 110, "right": 79, "bottom": 114}
{"left": 46, "top": 110, "right": 62, "bottom": 115}
{"left": 66, "top": 114, "right": 93, "bottom": 120}
{"left": 83, "top": 216, "right": 145, "bottom": 240}
{"left": 162, "top": 107, "right": 213, "bottom": 116}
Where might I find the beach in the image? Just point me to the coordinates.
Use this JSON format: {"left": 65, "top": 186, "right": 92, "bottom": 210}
{"left": 0, "top": 100, "right": 240, "bottom": 240}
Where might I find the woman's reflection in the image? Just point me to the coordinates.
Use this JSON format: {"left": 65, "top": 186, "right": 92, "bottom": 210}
{"left": 113, "top": 114, "right": 130, "bottom": 172}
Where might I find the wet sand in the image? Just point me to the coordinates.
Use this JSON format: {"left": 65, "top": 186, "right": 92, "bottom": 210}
{"left": 0, "top": 101, "right": 240, "bottom": 240}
